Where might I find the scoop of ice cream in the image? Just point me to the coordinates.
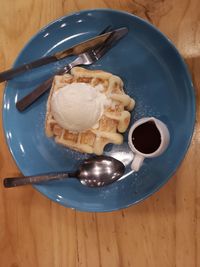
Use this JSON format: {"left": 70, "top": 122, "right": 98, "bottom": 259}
{"left": 51, "top": 82, "right": 110, "bottom": 132}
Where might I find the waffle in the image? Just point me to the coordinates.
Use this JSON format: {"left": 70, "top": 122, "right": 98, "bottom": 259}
{"left": 45, "top": 67, "right": 135, "bottom": 155}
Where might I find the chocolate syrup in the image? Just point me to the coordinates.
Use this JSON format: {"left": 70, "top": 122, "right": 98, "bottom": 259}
{"left": 132, "top": 121, "right": 161, "bottom": 154}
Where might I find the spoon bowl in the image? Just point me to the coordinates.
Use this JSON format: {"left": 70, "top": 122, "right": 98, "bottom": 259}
{"left": 3, "top": 156, "right": 125, "bottom": 188}
{"left": 78, "top": 156, "right": 125, "bottom": 187}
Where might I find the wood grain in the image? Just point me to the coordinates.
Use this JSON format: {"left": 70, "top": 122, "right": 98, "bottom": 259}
{"left": 0, "top": 1, "right": 200, "bottom": 266}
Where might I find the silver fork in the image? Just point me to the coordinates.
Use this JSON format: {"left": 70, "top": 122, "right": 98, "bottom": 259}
{"left": 16, "top": 27, "right": 127, "bottom": 112}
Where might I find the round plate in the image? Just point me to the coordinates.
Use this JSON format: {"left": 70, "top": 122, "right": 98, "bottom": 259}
{"left": 3, "top": 9, "right": 195, "bottom": 212}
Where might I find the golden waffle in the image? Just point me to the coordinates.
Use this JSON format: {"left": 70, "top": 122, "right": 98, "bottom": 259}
{"left": 45, "top": 67, "right": 135, "bottom": 155}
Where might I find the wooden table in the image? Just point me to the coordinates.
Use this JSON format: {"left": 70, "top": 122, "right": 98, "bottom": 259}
{"left": 0, "top": 1, "right": 199, "bottom": 266}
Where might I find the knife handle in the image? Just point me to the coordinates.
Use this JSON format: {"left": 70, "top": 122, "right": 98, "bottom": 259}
{"left": 16, "top": 65, "right": 72, "bottom": 112}
{"left": 0, "top": 56, "right": 57, "bottom": 83}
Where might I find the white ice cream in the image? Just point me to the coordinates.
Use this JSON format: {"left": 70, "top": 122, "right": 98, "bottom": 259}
{"left": 51, "top": 82, "right": 110, "bottom": 132}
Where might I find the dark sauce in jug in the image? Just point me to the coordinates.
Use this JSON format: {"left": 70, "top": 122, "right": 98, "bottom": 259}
{"left": 132, "top": 121, "right": 161, "bottom": 154}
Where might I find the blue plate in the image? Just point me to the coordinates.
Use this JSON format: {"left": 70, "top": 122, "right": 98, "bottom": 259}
{"left": 3, "top": 9, "right": 195, "bottom": 212}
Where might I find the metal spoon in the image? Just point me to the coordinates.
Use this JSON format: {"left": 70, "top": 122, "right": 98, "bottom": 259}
{"left": 3, "top": 156, "right": 125, "bottom": 188}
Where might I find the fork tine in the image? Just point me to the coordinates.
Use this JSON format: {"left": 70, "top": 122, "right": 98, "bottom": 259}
{"left": 99, "top": 25, "right": 113, "bottom": 35}
{"left": 91, "top": 26, "right": 113, "bottom": 52}
{"left": 94, "top": 33, "right": 119, "bottom": 58}
{"left": 92, "top": 31, "right": 115, "bottom": 55}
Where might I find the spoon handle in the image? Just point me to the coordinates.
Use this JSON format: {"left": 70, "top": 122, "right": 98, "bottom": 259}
{"left": 3, "top": 172, "right": 75, "bottom": 188}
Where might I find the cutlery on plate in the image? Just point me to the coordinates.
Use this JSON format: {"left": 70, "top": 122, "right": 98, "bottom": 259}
{"left": 0, "top": 26, "right": 119, "bottom": 83}
{"left": 3, "top": 156, "right": 125, "bottom": 188}
{"left": 16, "top": 27, "right": 128, "bottom": 112}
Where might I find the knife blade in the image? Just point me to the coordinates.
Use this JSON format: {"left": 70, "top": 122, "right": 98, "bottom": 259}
{"left": 16, "top": 27, "right": 128, "bottom": 112}
{"left": 0, "top": 27, "right": 120, "bottom": 83}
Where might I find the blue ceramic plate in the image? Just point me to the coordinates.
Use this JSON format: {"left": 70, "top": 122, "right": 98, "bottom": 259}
{"left": 3, "top": 9, "right": 195, "bottom": 212}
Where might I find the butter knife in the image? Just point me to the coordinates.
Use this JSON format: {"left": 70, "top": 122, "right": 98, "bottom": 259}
{"left": 16, "top": 27, "right": 128, "bottom": 112}
{"left": 0, "top": 26, "right": 114, "bottom": 83}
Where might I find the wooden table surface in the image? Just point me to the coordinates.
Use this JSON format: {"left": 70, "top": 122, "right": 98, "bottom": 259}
{"left": 0, "top": 1, "right": 199, "bottom": 267}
